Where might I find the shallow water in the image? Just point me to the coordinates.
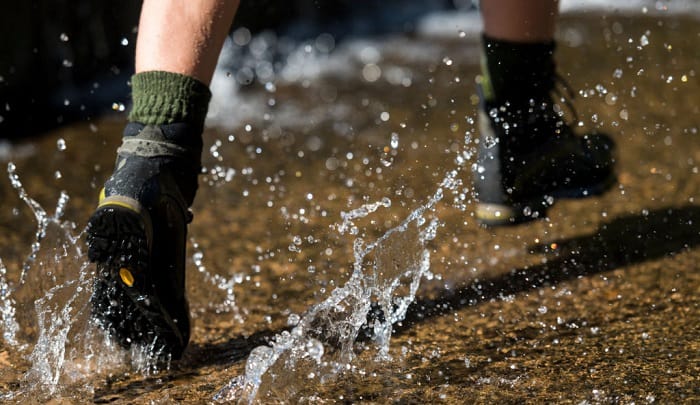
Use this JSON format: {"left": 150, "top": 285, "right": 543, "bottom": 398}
{"left": 0, "top": 11, "right": 699, "bottom": 404}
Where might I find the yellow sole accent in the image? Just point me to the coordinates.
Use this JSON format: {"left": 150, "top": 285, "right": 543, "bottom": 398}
{"left": 98, "top": 187, "right": 106, "bottom": 203}
{"left": 96, "top": 195, "right": 143, "bottom": 214}
{"left": 475, "top": 203, "right": 515, "bottom": 222}
{"left": 97, "top": 200, "right": 140, "bottom": 213}
{"left": 119, "top": 268, "right": 135, "bottom": 287}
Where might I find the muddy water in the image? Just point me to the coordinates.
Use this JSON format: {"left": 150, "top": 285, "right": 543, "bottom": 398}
{"left": 0, "top": 12, "right": 699, "bottom": 403}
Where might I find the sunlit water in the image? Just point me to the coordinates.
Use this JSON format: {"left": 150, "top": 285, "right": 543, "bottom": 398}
{"left": 0, "top": 111, "right": 474, "bottom": 403}
{"left": 1, "top": 4, "right": 700, "bottom": 403}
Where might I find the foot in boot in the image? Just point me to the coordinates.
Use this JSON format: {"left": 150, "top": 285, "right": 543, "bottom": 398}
{"left": 474, "top": 85, "right": 617, "bottom": 226}
{"left": 87, "top": 122, "right": 201, "bottom": 359}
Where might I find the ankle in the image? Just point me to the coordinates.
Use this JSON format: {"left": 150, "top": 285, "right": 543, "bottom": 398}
{"left": 480, "top": 34, "right": 556, "bottom": 105}
{"left": 129, "top": 71, "right": 211, "bottom": 134}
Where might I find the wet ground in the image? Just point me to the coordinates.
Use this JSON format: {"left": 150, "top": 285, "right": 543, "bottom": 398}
{"left": 0, "top": 11, "right": 699, "bottom": 404}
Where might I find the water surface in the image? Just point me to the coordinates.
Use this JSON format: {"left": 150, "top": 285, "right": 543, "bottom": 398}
{"left": 0, "top": 11, "right": 698, "bottom": 403}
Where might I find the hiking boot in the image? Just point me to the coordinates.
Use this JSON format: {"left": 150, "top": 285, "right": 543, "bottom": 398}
{"left": 473, "top": 83, "right": 616, "bottom": 226}
{"left": 87, "top": 122, "right": 202, "bottom": 359}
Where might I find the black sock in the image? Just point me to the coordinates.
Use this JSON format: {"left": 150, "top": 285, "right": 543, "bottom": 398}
{"left": 480, "top": 34, "right": 556, "bottom": 105}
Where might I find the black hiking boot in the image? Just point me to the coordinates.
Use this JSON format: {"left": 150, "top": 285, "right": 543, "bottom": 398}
{"left": 86, "top": 122, "right": 202, "bottom": 359}
{"left": 473, "top": 83, "right": 617, "bottom": 226}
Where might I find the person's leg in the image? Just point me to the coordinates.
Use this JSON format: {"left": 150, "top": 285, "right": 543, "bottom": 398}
{"left": 474, "top": 0, "right": 616, "bottom": 226}
{"left": 481, "top": 0, "right": 557, "bottom": 42}
{"left": 136, "top": 0, "right": 239, "bottom": 85}
{"left": 479, "top": 0, "right": 559, "bottom": 115}
{"left": 87, "top": 0, "right": 238, "bottom": 359}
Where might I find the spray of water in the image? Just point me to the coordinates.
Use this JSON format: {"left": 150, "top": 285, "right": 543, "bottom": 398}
{"left": 0, "top": 163, "right": 174, "bottom": 399}
{"left": 192, "top": 237, "right": 245, "bottom": 321}
{"left": 1, "top": 162, "right": 112, "bottom": 397}
{"left": 215, "top": 122, "right": 472, "bottom": 402}
{"left": 0, "top": 257, "right": 19, "bottom": 347}
{"left": 0, "top": 115, "right": 473, "bottom": 402}
{"left": 0, "top": 162, "right": 252, "bottom": 399}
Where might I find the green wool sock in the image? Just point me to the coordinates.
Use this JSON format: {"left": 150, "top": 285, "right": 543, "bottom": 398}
{"left": 128, "top": 71, "right": 211, "bottom": 130}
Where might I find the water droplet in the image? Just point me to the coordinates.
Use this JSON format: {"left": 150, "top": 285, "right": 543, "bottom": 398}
{"left": 305, "top": 338, "right": 324, "bottom": 363}
{"left": 56, "top": 138, "right": 66, "bottom": 151}
{"left": 59, "top": 33, "right": 69, "bottom": 42}
{"left": 287, "top": 313, "right": 300, "bottom": 326}
{"left": 390, "top": 133, "right": 399, "bottom": 149}
{"left": 640, "top": 34, "right": 649, "bottom": 47}
{"left": 604, "top": 93, "right": 617, "bottom": 106}
{"left": 483, "top": 136, "right": 497, "bottom": 149}
{"left": 362, "top": 64, "right": 381, "bottom": 82}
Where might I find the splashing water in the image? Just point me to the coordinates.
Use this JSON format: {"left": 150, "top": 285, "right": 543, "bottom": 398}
{"left": 4, "top": 163, "right": 81, "bottom": 344}
{"left": 0, "top": 257, "right": 19, "bottom": 347}
{"left": 215, "top": 136, "right": 470, "bottom": 403}
{"left": 192, "top": 237, "right": 245, "bottom": 321}
{"left": 0, "top": 164, "right": 172, "bottom": 399}
{"left": 1, "top": 163, "right": 98, "bottom": 397}
{"left": 0, "top": 162, "right": 251, "bottom": 400}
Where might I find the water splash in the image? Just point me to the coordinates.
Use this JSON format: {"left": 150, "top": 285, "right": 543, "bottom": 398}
{"left": 2, "top": 163, "right": 98, "bottom": 394}
{"left": 215, "top": 163, "right": 465, "bottom": 402}
{"left": 23, "top": 262, "right": 92, "bottom": 393}
{"left": 191, "top": 238, "right": 244, "bottom": 321}
{"left": 0, "top": 257, "right": 19, "bottom": 346}
{"left": 7, "top": 162, "right": 53, "bottom": 287}
{"left": 213, "top": 115, "right": 475, "bottom": 402}
{"left": 335, "top": 196, "right": 392, "bottom": 235}
{"left": 0, "top": 163, "right": 168, "bottom": 399}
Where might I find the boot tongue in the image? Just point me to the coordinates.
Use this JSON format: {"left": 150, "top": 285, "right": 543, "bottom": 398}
{"left": 122, "top": 122, "right": 203, "bottom": 169}
{"left": 118, "top": 122, "right": 202, "bottom": 207}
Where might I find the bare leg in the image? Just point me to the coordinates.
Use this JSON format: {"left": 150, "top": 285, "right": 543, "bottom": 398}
{"left": 135, "top": 0, "right": 240, "bottom": 85}
{"left": 481, "top": 0, "right": 558, "bottom": 42}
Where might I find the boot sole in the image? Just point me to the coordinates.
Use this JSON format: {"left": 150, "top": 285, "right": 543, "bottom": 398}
{"left": 87, "top": 199, "right": 186, "bottom": 359}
